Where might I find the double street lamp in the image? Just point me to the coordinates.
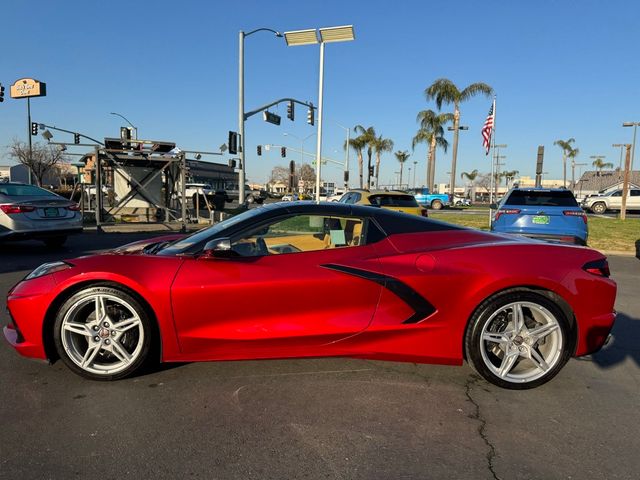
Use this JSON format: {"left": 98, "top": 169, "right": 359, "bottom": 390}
{"left": 284, "top": 25, "right": 355, "bottom": 202}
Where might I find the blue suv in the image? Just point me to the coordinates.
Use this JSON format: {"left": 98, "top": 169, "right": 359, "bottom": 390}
{"left": 491, "top": 187, "right": 588, "bottom": 245}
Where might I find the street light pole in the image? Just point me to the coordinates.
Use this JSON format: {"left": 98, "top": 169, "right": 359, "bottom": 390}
{"left": 284, "top": 26, "right": 355, "bottom": 202}
{"left": 238, "top": 28, "right": 282, "bottom": 204}
{"left": 447, "top": 125, "right": 469, "bottom": 201}
{"left": 622, "top": 122, "right": 639, "bottom": 171}
{"left": 284, "top": 132, "right": 316, "bottom": 164}
{"left": 110, "top": 112, "right": 138, "bottom": 140}
{"left": 612, "top": 143, "right": 626, "bottom": 170}
{"left": 413, "top": 160, "right": 417, "bottom": 189}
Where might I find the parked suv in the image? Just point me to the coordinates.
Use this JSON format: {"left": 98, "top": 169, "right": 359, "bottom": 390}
{"left": 491, "top": 187, "right": 587, "bottom": 245}
{"left": 581, "top": 188, "right": 640, "bottom": 214}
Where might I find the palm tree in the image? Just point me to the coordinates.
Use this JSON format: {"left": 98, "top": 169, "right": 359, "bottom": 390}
{"left": 460, "top": 169, "right": 479, "bottom": 198}
{"left": 554, "top": 138, "right": 576, "bottom": 188}
{"left": 394, "top": 150, "right": 410, "bottom": 187}
{"left": 425, "top": 78, "right": 493, "bottom": 200}
{"left": 372, "top": 135, "right": 394, "bottom": 188}
{"left": 353, "top": 125, "right": 377, "bottom": 188}
{"left": 412, "top": 109, "right": 453, "bottom": 192}
{"left": 344, "top": 136, "right": 367, "bottom": 189}
{"left": 503, "top": 170, "right": 519, "bottom": 188}
{"left": 568, "top": 147, "right": 580, "bottom": 190}
{"left": 592, "top": 157, "right": 614, "bottom": 174}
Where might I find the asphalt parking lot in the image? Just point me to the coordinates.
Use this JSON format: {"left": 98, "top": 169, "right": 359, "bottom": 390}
{"left": 1, "top": 233, "right": 639, "bottom": 479}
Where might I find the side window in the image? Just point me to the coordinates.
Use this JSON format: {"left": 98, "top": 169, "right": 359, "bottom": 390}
{"left": 351, "top": 192, "right": 362, "bottom": 203}
{"left": 230, "top": 215, "right": 366, "bottom": 257}
{"left": 630, "top": 190, "right": 640, "bottom": 197}
{"left": 612, "top": 191, "right": 622, "bottom": 197}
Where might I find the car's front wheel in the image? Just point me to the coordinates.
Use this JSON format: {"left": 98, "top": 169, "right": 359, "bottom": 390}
{"left": 431, "top": 199, "right": 443, "bottom": 210}
{"left": 591, "top": 202, "right": 607, "bottom": 214}
{"left": 465, "top": 291, "right": 571, "bottom": 389}
{"left": 53, "top": 286, "right": 153, "bottom": 381}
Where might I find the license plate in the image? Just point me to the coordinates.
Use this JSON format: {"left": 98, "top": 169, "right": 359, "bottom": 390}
{"left": 44, "top": 207, "right": 60, "bottom": 217}
{"left": 532, "top": 215, "right": 550, "bottom": 225}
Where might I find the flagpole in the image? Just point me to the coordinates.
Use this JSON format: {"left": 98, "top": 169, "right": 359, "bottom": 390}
{"left": 489, "top": 96, "right": 497, "bottom": 227}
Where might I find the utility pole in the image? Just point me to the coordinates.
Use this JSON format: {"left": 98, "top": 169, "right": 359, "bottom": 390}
{"left": 620, "top": 144, "right": 631, "bottom": 220}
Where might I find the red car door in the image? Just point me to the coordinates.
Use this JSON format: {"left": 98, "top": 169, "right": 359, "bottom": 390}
{"left": 170, "top": 243, "right": 382, "bottom": 359}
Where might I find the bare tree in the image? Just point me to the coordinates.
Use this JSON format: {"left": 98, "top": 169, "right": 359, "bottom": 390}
{"left": 9, "top": 139, "right": 66, "bottom": 187}
{"left": 298, "top": 163, "right": 315, "bottom": 191}
{"left": 269, "top": 166, "right": 290, "bottom": 185}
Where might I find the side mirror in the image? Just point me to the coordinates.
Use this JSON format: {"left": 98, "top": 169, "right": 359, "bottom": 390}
{"left": 489, "top": 203, "right": 497, "bottom": 209}
{"left": 201, "top": 238, "right": 237, "bottom": 258}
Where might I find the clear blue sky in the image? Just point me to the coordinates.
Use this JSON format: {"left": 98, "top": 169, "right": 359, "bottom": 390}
{"left": 1, "top": 0, "right": 639, "bottom": 187}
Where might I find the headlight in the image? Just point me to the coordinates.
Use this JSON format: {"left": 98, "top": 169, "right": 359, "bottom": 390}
{"left": 25, "top": 261, "right": 73, "bottom": 280}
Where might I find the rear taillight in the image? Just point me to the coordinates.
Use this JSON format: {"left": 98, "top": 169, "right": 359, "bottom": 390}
{"left": 583, "top": 259, "right": 610, "bottom": 277}
{"left": 420, "top": 208, "right": 428, "bottom": 217}
{"left": 494, "top": 208, "right": 520, "bottom": 221}
{"left": 563, "top": 210, "right": 587, "bottom": 224}
{"left": 0, "top": 204, "right": 36, "bottom": 215}
{"left": 67, "top": 204, "right": 81, "bottom": 211}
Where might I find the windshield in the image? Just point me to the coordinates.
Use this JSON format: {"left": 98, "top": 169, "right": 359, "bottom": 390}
{"left": 157, "top": 206, "right": 275, "bottom": 255}
{"left": 504, "top": 190, "right": 579, "bottom": 207}
{"left": 0, "top": 184, "right": 58, "bottom": 197}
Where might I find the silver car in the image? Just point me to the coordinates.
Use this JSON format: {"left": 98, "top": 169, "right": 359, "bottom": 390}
{"left": 0, "top": 183, "right": 82, "bottom": 247}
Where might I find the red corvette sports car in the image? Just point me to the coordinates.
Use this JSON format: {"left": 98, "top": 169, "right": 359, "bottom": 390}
{"left": 4, "top": 202, "right": 616, "bottom": 389}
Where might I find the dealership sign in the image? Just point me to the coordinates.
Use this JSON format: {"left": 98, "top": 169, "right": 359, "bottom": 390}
{"left": 10, "top": 78, "right": 47, "bottom": 98}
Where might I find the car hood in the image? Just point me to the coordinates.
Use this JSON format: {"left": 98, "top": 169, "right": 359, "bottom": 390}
{"left": 110, "top": 233, "right": 187, "bottom": 255}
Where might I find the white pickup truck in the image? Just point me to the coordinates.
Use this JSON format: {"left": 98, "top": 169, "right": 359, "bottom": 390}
{"left": 582, "top": 188, "right": 640, "bottom": 213}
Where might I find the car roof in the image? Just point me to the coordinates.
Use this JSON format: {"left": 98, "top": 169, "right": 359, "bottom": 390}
{"left": 509, "top": 187, "right": 571, "bottom": 192}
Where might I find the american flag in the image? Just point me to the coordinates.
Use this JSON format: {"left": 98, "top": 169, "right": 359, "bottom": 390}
{"left": 481, "top": 100, "right": 495, "bottom": 155}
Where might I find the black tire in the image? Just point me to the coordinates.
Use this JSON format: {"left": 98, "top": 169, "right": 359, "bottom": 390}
{"left": 43, "top": 236, "right": 67, "bottom": 248}
{"left": 464, "top": 291, "right": 572, "bottom": 390}
{"left": 431, "top": 199, "right": 443, "bottom": 210}
{"left": 53, "top": 286, "right": 154, "bottom": 381}
{"left": 256, "top": 198, "right": 264, "bottom": 204}
{"left": 591, "top": 202, "right": 607, "bottom": 214}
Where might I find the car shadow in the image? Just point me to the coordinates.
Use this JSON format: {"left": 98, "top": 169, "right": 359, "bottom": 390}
{"left": 636, "top": 239, "right": 640, "bottom": 259}
{"left": 587, "top": 313, "right": 640, "bottom": 369}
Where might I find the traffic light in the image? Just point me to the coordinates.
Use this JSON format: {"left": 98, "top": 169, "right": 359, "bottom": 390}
{"left": 306, "top": 103, "right": 314, "bottom": 126}
{"left": 281, "top": 147, "right": 286, "bottom": 158}
{"left": 344, "top": 171, "right": 349, "bottom": 182}
{"left": 31, "top": 122, "right": 38, "bottom": 136}
{"left": 228, "top": 158, "right": 237, "bottom": 169}
{"left": 74, "top": 133, "right": 81, "bottom": 144}
{"left": 0, "top": 84, "right": 5, "bottom": 102}
{"left": 228, "top": 131, "right": 238, "bottom": 155}
{"left": 287, "top": 100, "right": 294, "bottom": 121}
{"left": 368, "top": 166, "right": 374, "bottom": 177}
{"left": 257, "top": 145, "right": 262, "bottom": 156}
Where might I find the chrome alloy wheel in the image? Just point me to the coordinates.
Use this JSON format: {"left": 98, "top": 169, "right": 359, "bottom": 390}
{"left": 60, "top": 293, "right": 145, "bottom": 376}
{"left": 479, "top": 301, "right": 563, "bottom": 384}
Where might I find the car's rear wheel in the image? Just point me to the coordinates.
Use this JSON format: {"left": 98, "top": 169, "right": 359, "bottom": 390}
{"left": 43, "top": 236, "right": 67, "bottom": 248}
{"left": 591, "top": 202, "right": 607, "bottom": 214}
{"left": 431, "top": 199, "right": 443, "bottom": 210}
{"left": 53, "top": 286, "right": 153, "bottom": 381}
{"left": 465, "top": 291, "right": 571, "bottom": 389}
